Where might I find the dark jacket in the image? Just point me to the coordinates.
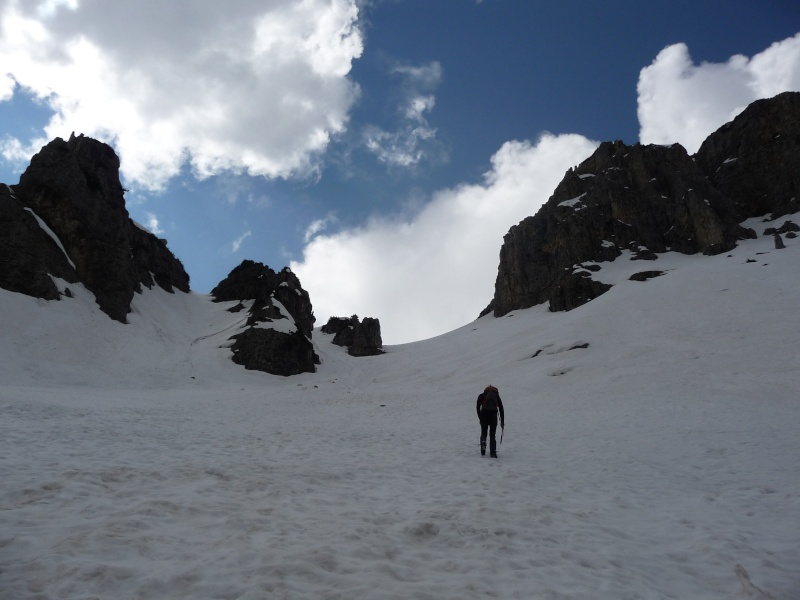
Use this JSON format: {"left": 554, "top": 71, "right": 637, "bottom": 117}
{"left": 476, "top": 392, "right": 504, "bottom": 424}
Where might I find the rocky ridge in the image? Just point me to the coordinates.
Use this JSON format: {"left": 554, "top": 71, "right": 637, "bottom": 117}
{"left": 2, "top": 93, "right": 798, "bottom": 376}
{"left": 485, "top": 91, "right": 800, "bottom": 317}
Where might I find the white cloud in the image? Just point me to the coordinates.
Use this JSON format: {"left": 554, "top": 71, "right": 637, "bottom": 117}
{"left": 292, "top": 133, "right": 598, "bottom": 344}
{"left": 213, "top": 173, "right": 271, "bottom": 209}
{"left": 405, "top": 95, "right": 436, "bottom": 122}
{"left": 638, "top": 34, "right": 800, "bottom": 153}
{"left": 0, "top": 0, "right": 363, "bottom": 190}
{"left": 304, "top": 214, "right": 337, "bottom": 243}
{"left": 749, "top": 35, "right": 800, "bottom": 97}
{"left": 0, "top": 136, "right": 29, "bottom": 162}
{"left": 36, "top": 0, "right": 77, "bottom": 18}
{"left": 363, "top": 61, "right": 442, "bottom": 168}
{"left": 393, "top": 62, "right": 442, "bottom": 89}
{"left": 363, "top": 121, "right": 437, "bottom": 168}
{"left": 0, "top": 74, "right": 13, "bottom": 101}
{"left": 145, "top": 212, "right": 164, "bottom": 236}
{"left": 231, "top": 230, "right": 251, "bottom": 254}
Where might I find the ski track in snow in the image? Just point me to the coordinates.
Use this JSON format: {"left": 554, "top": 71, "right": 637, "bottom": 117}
{"left": 1, "top": 220, "right": 799, "bottom": 599}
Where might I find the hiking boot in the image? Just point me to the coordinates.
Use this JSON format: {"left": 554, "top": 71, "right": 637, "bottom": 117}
{"left": 490, "top": 451, "right": 497, "bottom": 458}
{"left": 480, "top": 443, "right": 486, "bottom": 456}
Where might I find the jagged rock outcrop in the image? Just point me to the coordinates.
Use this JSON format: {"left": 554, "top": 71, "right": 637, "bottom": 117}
{"left": 696, "top": 91, "right": 800, "bottom": 220}
{"left": 321, "top": 315, "right": 384, "bottom": 356}
{"left": 4, "top": 134, "right": 189, "bottom": 321}
{"left": 211, "top": 259, "right": 278, "bottom": 304}
{"left": 487, "top": 141, "right": 751, "bottom": 316}
{"left": 485, "top": 92, "right": 800, "bottom": 318}
{"left": 320, "top": 317, "right": 351, "bottom": 337}
{"left": 212, "top": 260, "right": 318, "bottom": 375}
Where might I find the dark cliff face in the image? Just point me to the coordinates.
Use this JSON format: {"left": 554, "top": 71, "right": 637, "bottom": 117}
{"left": 695, "top": 91, "right": 800, "bottom": 221}
{"left": 4, "top": 134, "right": 189, "bottom": 322}
{"left": 486, "top": 92, "right": 800, "bottom": 318}
{"left": 129, "top": 223, "right": 191, "bottom": 295}
{"left": 0, "top": 184, "right": 80, "bottom": 301}
{"left": 212, "top": 260, "right": 319, "bottom": 376}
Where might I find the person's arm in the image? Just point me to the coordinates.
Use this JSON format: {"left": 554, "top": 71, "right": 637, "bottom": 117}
{"left": 476, "top": 395, "right": 483, "bottom": 418}
{"left": 498, "top": 398, "right": 505, "bottom": 426}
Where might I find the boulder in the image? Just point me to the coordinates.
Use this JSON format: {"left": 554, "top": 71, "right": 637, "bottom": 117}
{"left": 629, "top": 270, "right": 666, "bottom": 282}
{"left": 763, "top": 220, "right": 799, "bottom": 235}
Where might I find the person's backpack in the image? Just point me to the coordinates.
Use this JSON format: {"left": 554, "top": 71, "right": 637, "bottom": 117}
{"left": 482, "top": 386, "right": 499, "bottom": 412}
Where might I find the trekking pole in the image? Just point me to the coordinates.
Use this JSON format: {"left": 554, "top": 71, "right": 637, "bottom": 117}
{"left": 500, "top": 425, "right": 504, "bottom": 445}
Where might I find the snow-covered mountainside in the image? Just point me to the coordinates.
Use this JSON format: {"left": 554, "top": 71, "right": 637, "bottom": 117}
{"left": 1, "top": 216, "right": 798, "bottom": 599}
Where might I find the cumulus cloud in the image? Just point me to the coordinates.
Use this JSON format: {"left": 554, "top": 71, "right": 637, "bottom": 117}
{"left": 0, "top": 0, "right": 363, "bottom": 189}
{"left": 292, "top": 133, "right": 598, "bottom": 344}
{"left": 638, "top": 34, "right": 800, "bottom": 153}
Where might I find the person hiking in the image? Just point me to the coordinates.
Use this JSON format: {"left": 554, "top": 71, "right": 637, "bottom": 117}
{"left": 476, "top": 385, "right": 504, "bottom": 458}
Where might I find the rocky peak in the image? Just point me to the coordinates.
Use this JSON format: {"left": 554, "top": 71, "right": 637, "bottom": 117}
{"left": 5, "top": 134, "right": 189, "bottom": 322}
{"left": 486, "top": 92, "right": 799, "bottom": 318}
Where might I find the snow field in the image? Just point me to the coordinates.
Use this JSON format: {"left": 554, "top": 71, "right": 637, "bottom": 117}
{"left": 1, "top": 219, "right": 799, "bottom": 598}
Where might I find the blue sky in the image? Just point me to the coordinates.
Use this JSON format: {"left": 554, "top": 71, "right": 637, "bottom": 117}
{"left": 1, "top": 0, "right": 799, "bottom": 343}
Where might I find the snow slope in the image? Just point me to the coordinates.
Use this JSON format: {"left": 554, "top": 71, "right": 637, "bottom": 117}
{"left": 1, "top": 217, "right": 799, "bottom": 599}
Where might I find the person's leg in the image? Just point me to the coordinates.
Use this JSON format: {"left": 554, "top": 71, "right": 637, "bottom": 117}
{"left": 480, "top": 419, "right": 488, "bottom": 455}
{"left": 488, "top": 415, "right": 498, "bottom": 457}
